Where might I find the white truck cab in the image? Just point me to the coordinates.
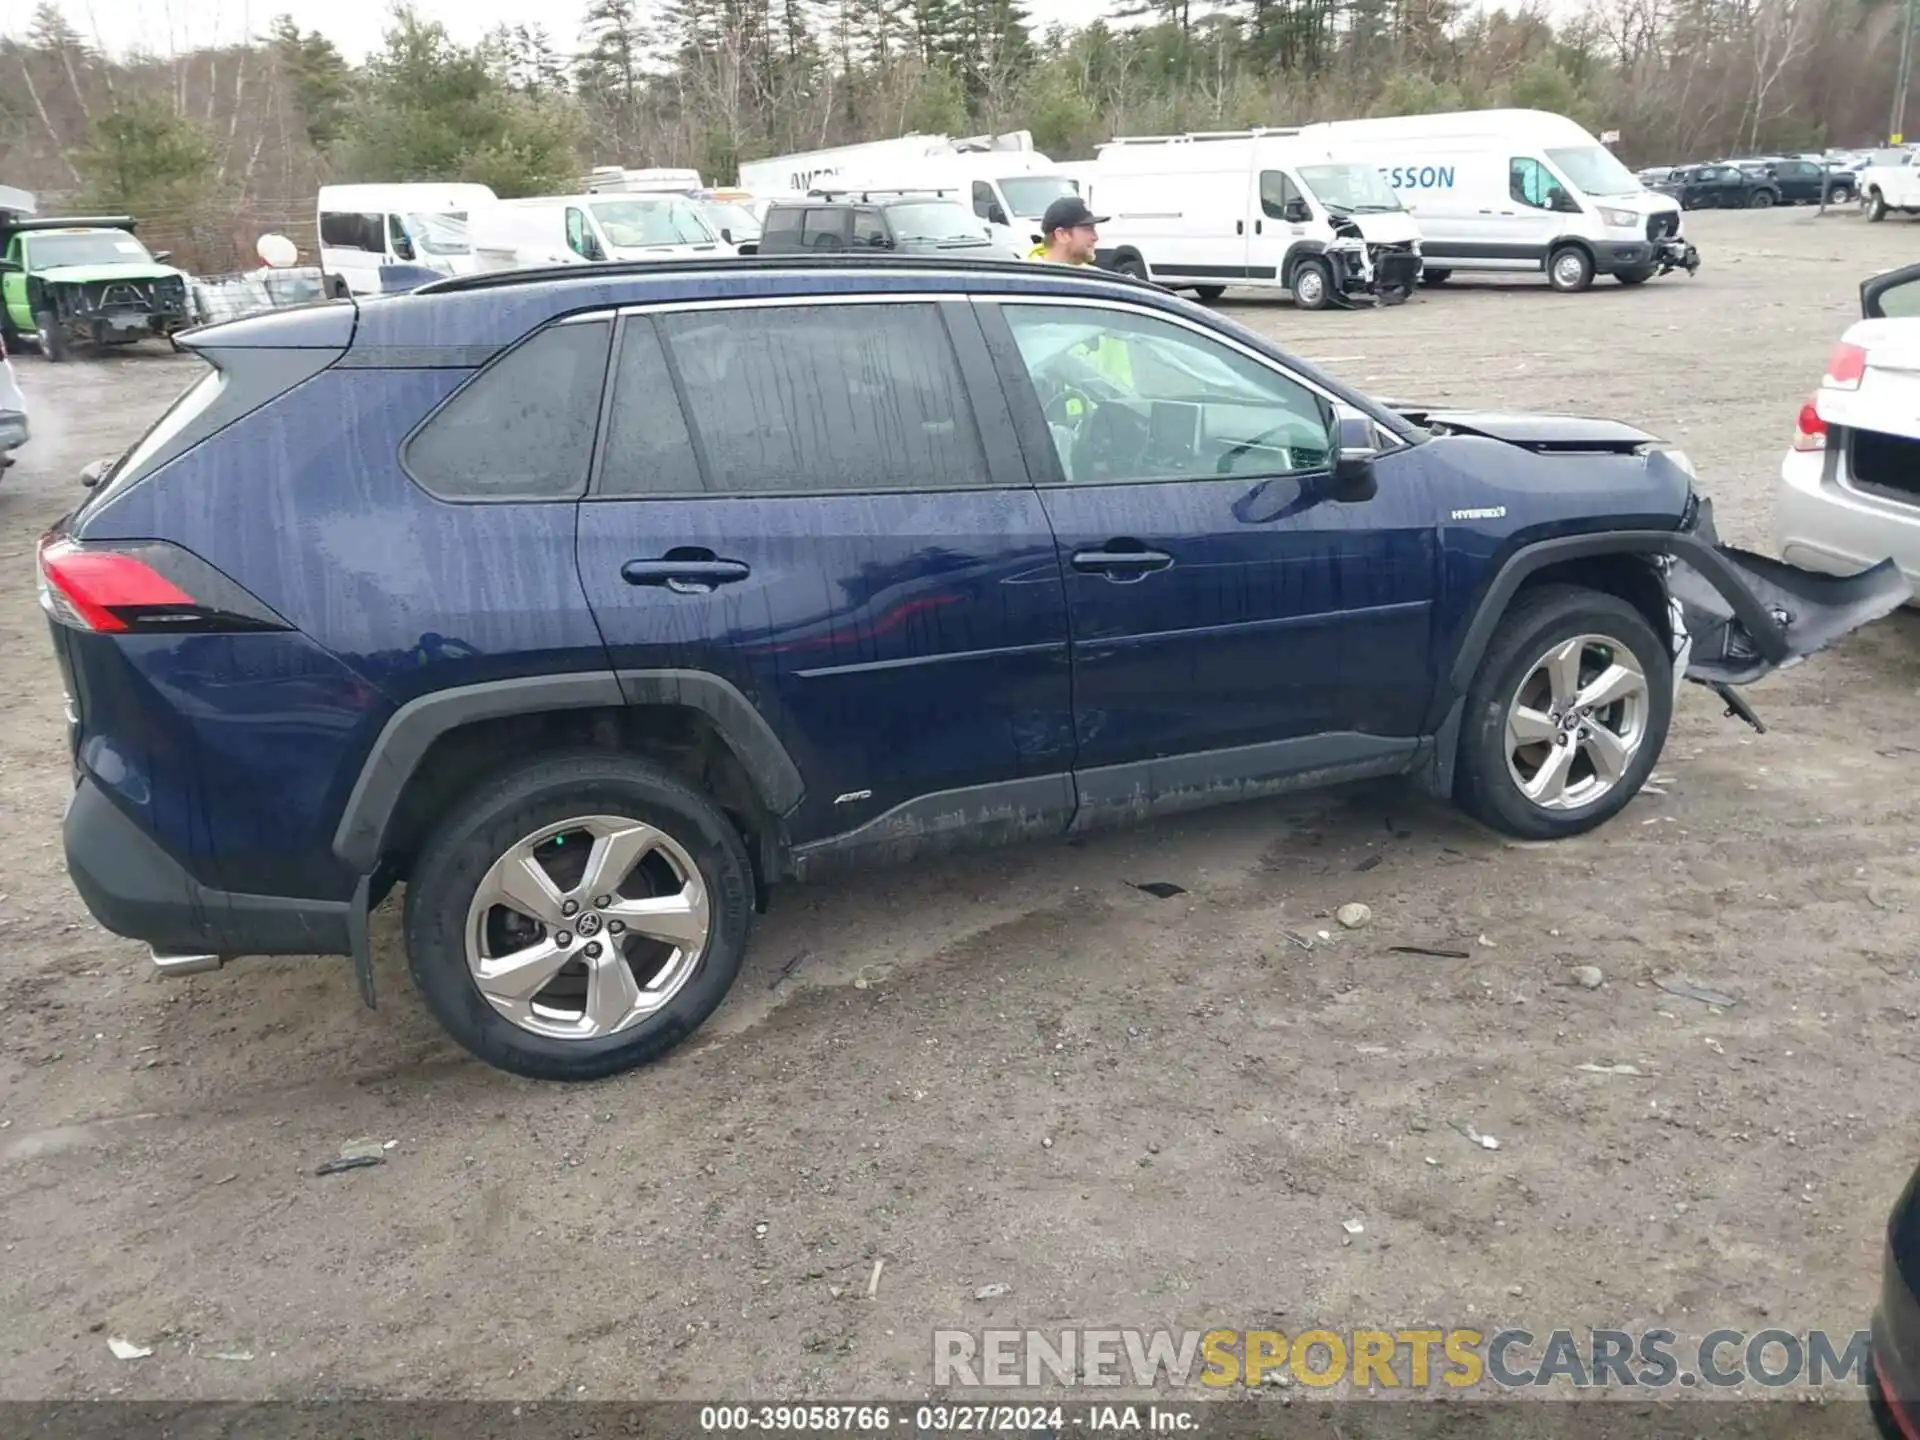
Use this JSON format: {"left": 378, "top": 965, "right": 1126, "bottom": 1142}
{"left": 1295, "top": 110, "right": 1697, "bottom": 292}
{"left": 469, "top": 194, "right": 725, "bottom": 272}
{"left": 1860, "top": 149, "right": 1920, "bottom": 222}
{"left": 1084, "top": 129, "right": 1425, "bottom": 309}
{"left": 316, "top": 182, "right": 497, "bottom": 295}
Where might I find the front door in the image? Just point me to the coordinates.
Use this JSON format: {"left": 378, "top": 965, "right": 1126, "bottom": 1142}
{"left": 1, "top": 234, "right": 28, "bottom": 332}
{"left": 976, "top": 296, "right": 1437, "bottom": 814}
{"left": 575, "top": 296, "right": 1075, "bottom": 853}
{"left": 1501, "top": 157, "right": 1573, "bottom": 264}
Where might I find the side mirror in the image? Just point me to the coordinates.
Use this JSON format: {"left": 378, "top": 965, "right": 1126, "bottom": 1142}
{"left": 392, "top": 236, "right": 416, "bottom": 261}
{"left": 151, "top": 249, "right": 173, "bottom": 264}
{"left": 988, "top": 205, "right": 1010, "bottom": 227}
{"left": 1331, "top": 414, "right": 1380, "bottom": 502}
{"left": 1283, "top": 199, "right": 1311, "bottom": 224}
{"left": 720, "top": 227, "right": 734, "bottom": 244}
{"left": 1551, "top": 190, "right": 1582, "bottom": 214}
{"left": 0, "top": 258, "right": 19, "bottom": 273}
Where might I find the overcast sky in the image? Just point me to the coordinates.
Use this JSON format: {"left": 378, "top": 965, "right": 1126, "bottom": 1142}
{"left": 2, "top": 0, "right": 1101, "bottom": 63}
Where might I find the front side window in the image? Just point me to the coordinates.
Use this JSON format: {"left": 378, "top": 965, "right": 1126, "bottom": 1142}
{"left": 1000, "top": 303, "right": 1331, "bottom": 486}
{"left": 853, "top": 208, "right": 890, "bottom": 248}
{"left": 404, "top": 320, "right": 612, "bottom": 500}
{"left": 653, "top": 303, "right": 989, "bottom": 494}
{"left": 1258, "top": 170, "right": 1306, "bottom": 220}
{"left": 972, "top": 181, "right": 998, "bottom": 220}
{"left": 565, "top": 207, "right": 596, "bottom": 259}
{"left": 1510, "top": 157, "right": 1570, "bottom": 211}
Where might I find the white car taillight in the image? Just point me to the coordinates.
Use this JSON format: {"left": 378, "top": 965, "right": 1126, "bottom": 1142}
{"left": 1792, "top": 395, "right": 1827, "bottom": 452}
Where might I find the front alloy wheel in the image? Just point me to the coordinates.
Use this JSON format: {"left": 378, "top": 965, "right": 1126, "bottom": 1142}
{"left": 1503, "top": 636, "right": 1650, "bottom": 812}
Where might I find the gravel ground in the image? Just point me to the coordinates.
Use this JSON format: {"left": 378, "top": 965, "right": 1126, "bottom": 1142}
{"left": 0, "top": 209, "right": 1915, "bottom": 1405}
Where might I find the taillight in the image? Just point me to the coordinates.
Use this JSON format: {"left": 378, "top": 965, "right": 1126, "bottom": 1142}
{"left": 1822, "top": 341, "right": 1867, "bottom": 390}
{"left": 37, "top": 536, "right": 289, "bottom": 635}
{"left": 1792, "top": 395, "right": 1827, "bottom": 452}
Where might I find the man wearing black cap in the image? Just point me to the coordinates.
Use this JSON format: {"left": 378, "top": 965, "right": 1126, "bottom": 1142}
{"left": 1029, "top": 195, "right": 1109, "bottom": 265}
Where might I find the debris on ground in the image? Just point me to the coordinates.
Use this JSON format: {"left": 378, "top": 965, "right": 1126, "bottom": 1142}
{"left": 107, "top": 1337, "right": 152, "bottom": 1360}
{"left": 1451, "top": 1121, "right": 1501, "bottom": 1151}
{"left": 1341, "top": 1218, "right": 1365, "bottom": 1235}
{"left": 208, "top": 1349, "right": 254, "bottom": 1362}
{"left": 315, "top": 1155, "right": 384, "bottom": 1177}
{"left": 1336, "top": 903, "right": 1372, "bottom": 930}
{"left": 338, "top": 1138, "right": 386, "bottom": 1162}
{"left": 1569, "top": 965, "right": 1605, "bottom": 990}
{"left": 1577, "top": 1063, "right": 1647, "bottom": 1077}
{"left": 1478, "top": 934, "right": 1497, "bottom": 948}
{"left": 974, "top": 1283, "right": 1012, "bottom": 1300}
{"left": 1654, "top": 975, "right": 1739, "bottom": 1009}
{"left": 1389, "top": 944, "right": 1472, "bottom": 959}
{"left": 1354, "top": 855, "right": 1383, "bottom": 873}
{"left": 866, "top": 1259, "right": 884, "bottom": 1299}
{"left": 770, "top": 949, "right": 811, "bottom": 990}
{"left": 1129, "top": 881, "right": 1187, "bottom": 900}
{"left": 1280, "top": 930, "right": 1315, "bottom": 951}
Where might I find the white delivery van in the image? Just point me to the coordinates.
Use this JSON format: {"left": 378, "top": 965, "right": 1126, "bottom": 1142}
{"left": 1296, "top": 109, "right": 1699, "bottom": 292}
{"left": 1087, "top": 129, "right": 1425, "bottom": 309}
{"left": 579, "top": 166, "right": 706, "bottom": 195}
{"left": 316, "top": 182, "right": 496, "bottom": 295}
{"left": 468, "top": 193, "right": 725, "bottom": 272}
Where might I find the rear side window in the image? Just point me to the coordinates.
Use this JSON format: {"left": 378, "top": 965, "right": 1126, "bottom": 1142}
{"left": 802, "top": 208, "right": 847, "bottom": 250}
{"left": 404, "top": 320, "right": 612, "bottom": 500}
{"left": 653, "top": 303, "right": 989, "bottom": 495}
{"left": 598, "top": 320, "right": 703, "bottom": 497}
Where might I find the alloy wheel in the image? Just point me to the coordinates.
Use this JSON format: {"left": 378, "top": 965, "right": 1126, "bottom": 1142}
{"left": 464, "top": 814, "right": 711, "bottom": 1040}
{"left": 1503, "top": 635, "right": 1650, "bottom": 812}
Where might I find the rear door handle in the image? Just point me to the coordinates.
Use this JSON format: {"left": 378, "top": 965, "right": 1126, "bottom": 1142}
{"left": 622, "top": 557, "right": 751, "bottom": 594}
{"left": 1236, "top": 219, "right": 1245, "bottom": 235}
{"left": 1071, "top": 547, "right": 1173, "bottom": 578}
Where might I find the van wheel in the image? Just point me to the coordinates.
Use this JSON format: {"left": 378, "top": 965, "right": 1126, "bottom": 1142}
{"left": 1615, "top": 266, "right": 1657, "bottom": 286}
{"left": 1454, "top": 586, "right": 1672, "bottom": 841}
{"left": 1114, "top": 255, "right": 1150, "bottom": 282}
{"left": 1290, "top": 257, "right": 1333, "bottom": 310}
{"left": 1419, "top": 269, "right": 1451, "bottom": 286}
{"left": 404, "top": 751, "right": 755, "bottom": 1081}
{"left": 1868, "top": 190, "right": 1888, "bottom": 222}
{"left": 1546, "top": 246, "right": 1594, "bottom": 293}
{"left": 1191, "top": 285, "right": 1226, "bottom": 301}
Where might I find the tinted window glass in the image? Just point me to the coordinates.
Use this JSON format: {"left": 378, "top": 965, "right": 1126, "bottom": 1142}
{"left": 853, "top": 208, "right": 889, "bottom": 247}
{"left": 321, "top": 211, "right": 382, "bottom": 250}
{"left": 1258, "top": 170, "right": 1305, "bottom": 219}
{"left": 764, "top": 207, "right": 802, "bottom": 234}
{"left": 405, "top": 320, "right": 612, "bottom": 499}
{"left": 599, "top": 319, "right": 703, "bottom": 497}
{"left": 1510, "top": 157, "right": 1561, "bottom": 209}
{"left": 802, "top": 208, "right": 846, "bottom": 250}
{"left": 1001, "top": 303, "right": 1330, "bottom": 485}
{"left": 657, "top": 303, "right": 988, "bottom": 494}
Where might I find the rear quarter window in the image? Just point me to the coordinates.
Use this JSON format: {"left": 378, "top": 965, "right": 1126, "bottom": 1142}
{"left": 403, "top": 319, "right": 613, "bottom": 501}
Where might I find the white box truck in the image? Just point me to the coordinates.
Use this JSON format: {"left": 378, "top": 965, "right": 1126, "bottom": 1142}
{"left": 1296, "top": 109, "right": 1699, "bottom": 292}
{"left": 1083, "top": 129, "right": 1425, "bottom": 309}
{"left": 316, "top": 182, "right": 497, "bottom": 295}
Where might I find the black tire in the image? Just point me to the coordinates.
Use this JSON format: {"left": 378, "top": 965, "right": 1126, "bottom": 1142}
{"left": 1828, "top": 186, "right": 1854, "bottom": 206}
{"left": 1114, "top": 254, "right": 1150, "bottom": 282}
{"left": 1546, "top": 244, "right": 1594, "bottom": 293}
{"left": 1748, "top": 188, "right": 1777, "bottom": 209}
{"left": 1290, "top": 256, "right": 1333, "bottom": 311}
{"left": 1453, "top": 585, "right": 1673, "bottom": 841}
{"left": 1419, "top": 268, "right": 1451, "bottom": 286}
{"left": 1190, "top": 285, "right": 1226, "bottom": 301}
{"left": 34, "top": 311, "right": 68, "bottom": 362}
{"left": 403, "top": 750, "right": 755, "bottom": 1081}
{"left": 1615, "top": 265, "right": 1658, "bottom": 286}
{"left": 1868, "top": 189, "right": 1889, "bottom": 223}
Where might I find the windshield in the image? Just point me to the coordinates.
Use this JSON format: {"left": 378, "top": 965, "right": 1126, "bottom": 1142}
{"left": 26, "top": 231, "right": 155, "bottom": 268}
{"left": 591, "top": 198, "right": 716, "bottom": 248}
{"left": 699, "top": 201, "right": 761, "bottom": 240}
{"left": 1544, "top": 145, "right": 1643, "bottom": 197}
{"left": 402, "top": 212, "right": 471, "bottom": 256}
{"left": 886, "top": 201, "right": 988, "bottom": 244}
{"left": 999, "top": 176, "right": 1079, "bottom": 219}
{"left": 1298, "top": 165, "right": 1403, "bottom": 213}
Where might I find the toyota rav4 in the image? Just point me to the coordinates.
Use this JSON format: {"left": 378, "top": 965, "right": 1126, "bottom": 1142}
{"left": 41, "top": 256, "right": 1908, "bottom": 1080}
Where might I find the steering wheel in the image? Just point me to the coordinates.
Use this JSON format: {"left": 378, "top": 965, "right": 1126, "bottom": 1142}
{"left": 1042, "top": 383, "right": 1097, "bottom": 428}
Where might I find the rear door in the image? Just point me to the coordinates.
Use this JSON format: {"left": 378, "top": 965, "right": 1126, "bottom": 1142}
{"left": 575, "top": 295, "right": 1075, "bottom": 854}
{"left": 975, "top": 295, "right": 1437, "bottom": 819}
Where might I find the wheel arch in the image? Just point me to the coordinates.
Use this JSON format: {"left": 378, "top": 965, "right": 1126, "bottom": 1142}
{"left": 1547, "top": 236, "right": 1596, "bottom": 272}
{"left": 332, "top": 671, "right": 804, "bottom": 889}
{"left": 1280, "top": 239, "right": 1328, "bottom": 288}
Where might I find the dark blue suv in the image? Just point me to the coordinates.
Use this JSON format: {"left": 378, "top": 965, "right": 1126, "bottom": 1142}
{"left": 39, "top": 256, "right": 1906, "bottom": 1080}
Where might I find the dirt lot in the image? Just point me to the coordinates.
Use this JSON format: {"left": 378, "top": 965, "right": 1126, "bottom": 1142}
{"left": 1, "top": 209, "right": 1917, "bottom": 1405}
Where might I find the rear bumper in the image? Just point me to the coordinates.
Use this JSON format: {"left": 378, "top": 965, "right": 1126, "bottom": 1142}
{"left": 1777, "top": 445, "right": 1920, "bottom": 601}
{"left": 64, "top": 772, "right": 353, "bottom": 959}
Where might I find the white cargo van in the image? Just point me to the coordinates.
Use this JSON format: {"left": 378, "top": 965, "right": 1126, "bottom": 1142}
{"left": 1296, "top": 110, "right": 1699, "bottom": 292}
{"left": 469, "top": 194, "right": 726, "bottom": 272}
{"left": 1085, "top": 129, "right": 1425, "bottom": 309}
{"left": 316, "top": 182, "right": 496, "bottom": 295}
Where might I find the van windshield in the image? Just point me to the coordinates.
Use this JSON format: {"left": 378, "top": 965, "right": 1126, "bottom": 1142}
{"left": 403, "top": 212, "right": 471, "bottom": 256}
{"left": 999, "top": 176, "right": 1079, "bottom": 218}
{"left": 591, "top": 198, "right": 716, "bottom": 247}
{"left": 700, "top": 202, "right": 761, "bottom": 240}
{"left": 1544, "top": 145, "right": 1643, "bottom": 197}
{"left": 1298, "top": 165, "right": 1403, "bottom": 213}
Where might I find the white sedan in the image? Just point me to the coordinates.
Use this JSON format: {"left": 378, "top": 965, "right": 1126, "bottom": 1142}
{"left": 1777, "top": 263, "right": 1920, "bottom": 600}
{"left": 0, "top": 333, "right": 26, "bottom": 471}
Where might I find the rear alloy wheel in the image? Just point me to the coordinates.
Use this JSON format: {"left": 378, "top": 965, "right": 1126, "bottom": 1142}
{"left": 1455, "top": 586, "right": 1673, "bottom": 840}
{"left": 1829, "top": 186, "right": 1854, "bottom": 206}
{"left": 1748, "top": 188, "right": 1777, "bottom": 209}
{"left": 1291, "top": 256, "right": 1333, "bottom": 310}
{"left": 1547, "top": 245, "right": 1594, "bottom": 293}
{"left": 405, "top": 752, "right": 753, "bottom": 1080}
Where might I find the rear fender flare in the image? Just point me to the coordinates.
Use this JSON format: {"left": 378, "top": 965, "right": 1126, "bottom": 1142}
{"left": 330, "top": 669, "right": 805, "bottom": 874}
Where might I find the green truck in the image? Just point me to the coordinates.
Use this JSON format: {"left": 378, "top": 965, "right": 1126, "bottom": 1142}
{"left": 0, "top": 210, "right": 195, "bottom": 360}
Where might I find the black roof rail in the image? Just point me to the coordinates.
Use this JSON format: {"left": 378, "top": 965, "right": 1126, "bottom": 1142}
{"left": 410, "top": 252, "right": 1168, "bottom": 298}
{"left": 2, "top": 214, "right": 138, "bottom": 234}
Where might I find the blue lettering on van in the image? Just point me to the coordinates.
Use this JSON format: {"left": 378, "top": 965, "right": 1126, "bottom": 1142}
{"left": 1381, "top": 164, "right": 1457, "bottom": 190}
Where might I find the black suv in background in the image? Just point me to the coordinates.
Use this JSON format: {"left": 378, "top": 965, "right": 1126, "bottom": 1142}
{"left": 757, "top": 193, "right": 1002, "bottom": 256}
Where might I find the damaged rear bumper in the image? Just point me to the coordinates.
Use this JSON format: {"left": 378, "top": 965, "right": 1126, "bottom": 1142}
{"left": 1669, "top": 496, "right": 1909, "bottom": 689}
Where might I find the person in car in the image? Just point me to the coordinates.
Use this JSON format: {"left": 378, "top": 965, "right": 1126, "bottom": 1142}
{"left": 1028, "top": 196, "right": 1108, "bottom": 265}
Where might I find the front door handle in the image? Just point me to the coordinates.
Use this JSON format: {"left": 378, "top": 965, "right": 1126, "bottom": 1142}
{"left": 1071, "top": 546, "right": 1173, "bottom": 579}
{"left": 1236, "top": 219, "right": 1245, "bottom": 235}
{"left": 622, "top": 555, "right": 751, "bottom": 594}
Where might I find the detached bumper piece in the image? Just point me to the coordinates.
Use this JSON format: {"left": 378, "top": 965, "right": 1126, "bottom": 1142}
{"left": 1655, "top": 237, "right": 1701, "bottom": 275}
{"left": 1326, "top": 240, "right": 1423, "bottom": 307}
